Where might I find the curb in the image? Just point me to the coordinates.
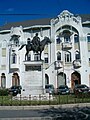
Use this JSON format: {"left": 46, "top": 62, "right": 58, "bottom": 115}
{"left": 0, "top": 103, "right": 90, "bottom": 110}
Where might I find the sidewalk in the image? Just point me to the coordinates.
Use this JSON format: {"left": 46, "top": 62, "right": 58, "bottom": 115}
{"left": 0, "top": 103, "right": 90, "bottom": 110}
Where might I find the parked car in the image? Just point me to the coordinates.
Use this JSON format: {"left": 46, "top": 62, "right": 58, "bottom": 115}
{"left": 8, "top": 85, "right": 22, "bottom": 96}
{"left": 57, "top": 85, "right": 70, "bottom": 95}
{"left": 45, "top": 84, "right": 55, "bottom": 94}
{"left": 74, "top": 84, "right": 90, "bottom": 95}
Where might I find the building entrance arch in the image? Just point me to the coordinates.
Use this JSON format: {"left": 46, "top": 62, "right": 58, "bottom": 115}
{"left": 45, "top": 74, "right": 49, "bottom": 85}
{"left": 57, "top": 72, "right": 66, "bottom": 88}
{"left": 12, "top": 72, "right": 20, "bottom": 86}
{"left": 1, "top": 73, "right": 6, "bottom": 88}
{"left": 71, "top": 71, "right": 81, "bottom": 89}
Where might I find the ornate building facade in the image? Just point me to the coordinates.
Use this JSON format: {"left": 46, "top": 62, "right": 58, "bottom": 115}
{"left": 0, "top": 10, "right": 90, "bottom": 94}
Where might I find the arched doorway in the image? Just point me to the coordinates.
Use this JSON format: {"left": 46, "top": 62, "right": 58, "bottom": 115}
{"left": 57, "top": 72, "right": 66, "bottom": 88}
{"left": 1, "top": 73, "right": 6, "bottom": 88}
{"left": 12, "top": 73, "right": 20, "bottom": 86}
{"left": 45, "top": 74, "right": 49, "bottom": 85}
{"left": 71, "top": 71, "right": 81, "bottom": 89}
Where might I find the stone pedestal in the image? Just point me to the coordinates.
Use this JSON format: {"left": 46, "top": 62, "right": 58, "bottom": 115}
{"left": 21, "top": 60, "right": 45, "bottom": 96}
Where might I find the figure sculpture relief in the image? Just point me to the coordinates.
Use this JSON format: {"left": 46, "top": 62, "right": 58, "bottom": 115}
{"left": 19, "top": 33, "right": 51, "bottom": 60}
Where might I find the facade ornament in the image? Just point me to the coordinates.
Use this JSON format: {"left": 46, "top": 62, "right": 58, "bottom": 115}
{"left": 59, "top": 10, "right": 73, "bottom": 18}
{"left": 9, "top": 26, "right": 23, "bottom": 46}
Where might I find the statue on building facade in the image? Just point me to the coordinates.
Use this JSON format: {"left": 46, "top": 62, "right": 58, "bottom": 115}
{"left": 19, "top": 33, "right": 51, "bottom": 61}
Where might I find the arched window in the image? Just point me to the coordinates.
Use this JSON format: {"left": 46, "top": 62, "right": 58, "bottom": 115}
{"left": 65, "top": 51, "right": 71, "bottom": 63}
{"left": 63, "top": 30, "right": 71, "bottom": 43}
{"left": 74, "top": 34, "right": 79, "bottom": 43}
{"left": 45, "top": 74, "right": 49, "bottom": 85}
{"left": 75, "top": 50, "right": 80, "bottom": 60}
{"left": 57, "top": 52, "right": 61, "bottom": 61}
{"left": 12, "top": 53, "right": 17, "bottom": 64}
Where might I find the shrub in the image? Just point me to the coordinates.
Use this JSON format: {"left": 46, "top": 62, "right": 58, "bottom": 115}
{"left": 0, "top": 88, "right": 9, "bottom": 96}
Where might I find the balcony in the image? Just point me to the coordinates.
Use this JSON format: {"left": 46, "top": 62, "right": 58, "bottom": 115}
{"left": 62, "top": 42, "right": 72, "bottom": 50}
{"left": 54, "top": 61, "right": 63, "bottom": 70}
{"left": 73, "top": 60, "right": 81, "bottom": 69}
{"left": 10, "top": 63, "right": 19, "bottom": 69}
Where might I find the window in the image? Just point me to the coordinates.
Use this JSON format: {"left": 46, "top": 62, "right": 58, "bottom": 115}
{"left": 34, "top": 54, "right": 40, "bottom": 61}
{"left": 1, "top": 65, "right": 6, "bottom": 70}
{"left": 57, "top": 52, "right": 61, "bottom": 61}
{"left": 64, "top": 36, "right": 70, "bottom": 43}
{"left": 44, "top": 57, "right": 48, "bottom": 63}
{"left": 56, "top": 37, "right": 61, "bottom": 44}
{"left": 87, "top": 35, "right": 90, "bottom": 42}
{"left": 75, "top": 51, "right": 80, "bottom": 60}
{"left": 44, "top": 53, "right": 48, "bottom": 63}
{"left": 89, "top": 58, "right": 90, "bottom": 61}
{"left": 2, "top": 48, "right": 6, "bottom": 57}
{"left": 74, "top": 34, "right": 79, "bottom": 43}
{"left": 65, "top": 51, "right": 71, "bottom": 63}
{"left": 12, "top": 53, "right": 17, "bottom": 64}
{"left": 14, "top": 39, "right": 19, "bottom": 45}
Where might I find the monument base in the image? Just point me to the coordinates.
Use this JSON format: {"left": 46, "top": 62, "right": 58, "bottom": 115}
{"left": 21, "top": 60, "right": 45, "bottom": 96}
{"left": 16, "top": 93, "right": 53, "bottom": 101}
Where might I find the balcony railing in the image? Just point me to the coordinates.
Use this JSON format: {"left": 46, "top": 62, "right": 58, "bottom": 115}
{"left": 10, "top": 63, "right": 19, "bottom": 69}
{"left": 73, "top": 60, "right": 81, "bottom": 69}
{"left": 54, "top": 61, "right": 63, "bottom": 70}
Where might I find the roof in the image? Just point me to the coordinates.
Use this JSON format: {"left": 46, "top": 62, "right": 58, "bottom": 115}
{"left": 0, "top": 14, "right": 90, "bottom": 31}
{"left": 80, "top": 14, "right": 90, "bottom": 22}
{"left": 0, "top": 18, "right": 51, "bottom": 31}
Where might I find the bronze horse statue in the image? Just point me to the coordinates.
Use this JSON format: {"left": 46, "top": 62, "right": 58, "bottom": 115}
{"left": 19, "top": 37, "right": 51, "bottom": 60}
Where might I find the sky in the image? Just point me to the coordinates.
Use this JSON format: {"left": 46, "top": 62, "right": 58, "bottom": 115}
{"left": 0, "top": 0, "right": 90, "bottom": 26}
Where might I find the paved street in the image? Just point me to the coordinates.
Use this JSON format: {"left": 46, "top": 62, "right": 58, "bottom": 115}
{"left": 0, "top": 106, "right": 90, "bottom": 120}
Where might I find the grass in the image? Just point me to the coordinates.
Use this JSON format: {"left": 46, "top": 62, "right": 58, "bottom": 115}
{"left": 0, "top": 94, "right": 90, "bottom": 106}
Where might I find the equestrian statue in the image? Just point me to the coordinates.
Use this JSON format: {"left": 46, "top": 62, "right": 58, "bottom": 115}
{"left": 19, "top": 33, "right": 51, "bottom": 60}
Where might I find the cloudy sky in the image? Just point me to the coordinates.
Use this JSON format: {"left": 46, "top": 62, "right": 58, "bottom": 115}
{"left": 0, "top": 0, "right": 90, "bottom": 26}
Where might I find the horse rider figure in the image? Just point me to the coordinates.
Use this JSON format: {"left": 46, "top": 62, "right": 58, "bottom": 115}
{"left": 32, "top": 33, "right": 40, "bottom": 53}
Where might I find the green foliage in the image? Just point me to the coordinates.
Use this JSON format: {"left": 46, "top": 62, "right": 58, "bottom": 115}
{"left": 0, "top": 88, "right": 9, "bottom": 96}
{"left": 0, "top": 94, "right": 90, "bottom": 106}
